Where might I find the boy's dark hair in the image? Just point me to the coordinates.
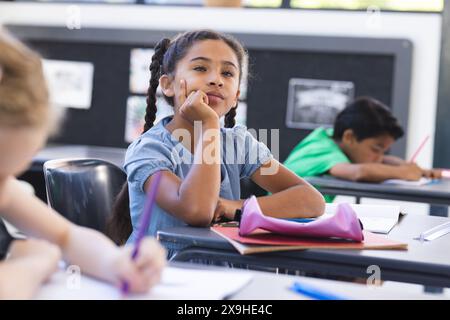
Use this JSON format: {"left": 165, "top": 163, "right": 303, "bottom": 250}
{"left": 332, "top": 96, "right": 404, "bottom": 142}
{"left": 106, "top": 30, "right": 247, "bottom": 245}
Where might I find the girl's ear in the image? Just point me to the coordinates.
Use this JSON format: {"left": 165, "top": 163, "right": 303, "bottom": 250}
{"left": 232, "top": 89, "right": 241, "bottom": 107}
{"left": 159, "top": 75, "right": 175, "bottom": 97}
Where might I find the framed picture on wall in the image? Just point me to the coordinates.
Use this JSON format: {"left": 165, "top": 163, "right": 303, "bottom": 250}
{"left": 42, "top": 59, "right": 94, "bottom": 110}
{"left": 129, "top": 48, "right": 154, "bottom": 94}
{"left": 285, "top": 78, "right": 354, "bottom": 130}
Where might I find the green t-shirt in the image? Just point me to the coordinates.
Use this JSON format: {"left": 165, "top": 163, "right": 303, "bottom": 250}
{"left": 284, "top": 128, "right": 350, "bottom": 202}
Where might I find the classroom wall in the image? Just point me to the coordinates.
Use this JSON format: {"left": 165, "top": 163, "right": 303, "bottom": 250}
{"left": 0, "top": 3, "right": 442, "bottom": 169}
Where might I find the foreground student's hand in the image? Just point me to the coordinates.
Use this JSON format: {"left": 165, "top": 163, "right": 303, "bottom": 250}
{"left": 398, "top": 163, "right": 423, "bottom": 181}
{"left": 114, "top": 238, "right": 166, "bottom": 293}
{"left": 213, "top": 198, "right": 245, "bottom": 223}
{"left": 8, "top": 239, "right": 61, "bottom": 280}
{"left": 422, "top": 168, "right": 442, "bottom": 179}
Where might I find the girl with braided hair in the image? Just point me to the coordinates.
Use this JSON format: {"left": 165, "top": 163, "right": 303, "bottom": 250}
{"left": 108, "top": 30, "right": 325, "bottom": 249}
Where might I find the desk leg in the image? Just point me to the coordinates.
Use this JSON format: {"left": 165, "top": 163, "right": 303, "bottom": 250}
{"left": 429, "top": 205, "right": 449, "bottom": 217}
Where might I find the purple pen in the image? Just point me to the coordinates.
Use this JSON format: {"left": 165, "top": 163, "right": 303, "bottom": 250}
{"left": 121, "top": 171, "right": 163, "bottom": 296}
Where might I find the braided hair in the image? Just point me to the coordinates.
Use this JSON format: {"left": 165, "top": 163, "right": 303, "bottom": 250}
{"left": 107, "top": 30, "right": 247, "bottom": 244}
{"left": 224, "top": 106, "right": 237, "bottom": 128}
{"left": 143, "top": 38, "right": 170, "bottom": 133}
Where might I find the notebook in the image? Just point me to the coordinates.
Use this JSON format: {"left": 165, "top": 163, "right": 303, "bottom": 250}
{"left": 36, "top": 266, "right": 253, "bottom": 300}
{"left": 211, "top": 226, "right": 408, "bottom": 255}
{"left": 382, "top": 177, "right": 433, "bottom": 186}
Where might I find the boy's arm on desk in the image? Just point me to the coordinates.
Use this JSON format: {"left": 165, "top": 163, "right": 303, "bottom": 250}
{"left": 329, "top": 162, "right": 423, "bottom": 183}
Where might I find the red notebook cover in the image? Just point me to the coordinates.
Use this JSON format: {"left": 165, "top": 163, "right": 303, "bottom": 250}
{"left": 211, "top": 226, "right": 408, "bottom": 255}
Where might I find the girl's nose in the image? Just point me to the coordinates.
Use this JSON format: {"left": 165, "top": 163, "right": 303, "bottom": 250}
{"left": 209, "top": 80, "right": 223, "bottom": 87}
{"left": 208, "top": 73, "right": 224, "bottom": 87}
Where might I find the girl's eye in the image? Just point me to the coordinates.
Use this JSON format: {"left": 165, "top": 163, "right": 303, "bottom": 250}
{"left": 193, "top": 66, "right": 206, "bottom": 72}
{"left": 222, "top": 71, "right": 234, "bottom": 77}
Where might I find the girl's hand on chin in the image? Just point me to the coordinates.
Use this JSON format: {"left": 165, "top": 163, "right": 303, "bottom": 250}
{"left": 178, "top": 79, "right": 219, "bottom": 124}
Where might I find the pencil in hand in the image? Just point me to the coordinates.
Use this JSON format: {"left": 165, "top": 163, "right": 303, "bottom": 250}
{"left": 121, "top": 171, "right": 163, "bottom": 296}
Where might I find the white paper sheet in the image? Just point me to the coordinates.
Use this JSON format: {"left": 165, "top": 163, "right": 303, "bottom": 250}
{"left": 324, "top": 203, "right": 401, "bottom": 234}
{"left": 382, "top": 177, "right": 432, "bottom": 186}
{"left": 35, "top": 266, "right": 253, "bottom": 300}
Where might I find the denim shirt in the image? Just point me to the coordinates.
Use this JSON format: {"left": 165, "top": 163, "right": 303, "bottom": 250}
{"left": 124, "top": 116, "right": 273, "bottom": 244}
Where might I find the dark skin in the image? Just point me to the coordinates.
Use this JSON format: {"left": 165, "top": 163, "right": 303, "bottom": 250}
{"left": 329, "top": 129, "right": 442, "bottom": 182}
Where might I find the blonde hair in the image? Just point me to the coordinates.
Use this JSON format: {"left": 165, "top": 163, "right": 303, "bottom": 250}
{"left": 0, "top": 28, "right": 59, "bottom": 132}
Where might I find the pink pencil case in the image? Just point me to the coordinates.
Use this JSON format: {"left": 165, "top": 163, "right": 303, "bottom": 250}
{"left": 238, "top": 196, "right": 364, "bottom": 242}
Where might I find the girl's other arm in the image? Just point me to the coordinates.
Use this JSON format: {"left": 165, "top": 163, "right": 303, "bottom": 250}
{"left": 249, "top": 159, "right": 325, "bottom": 219}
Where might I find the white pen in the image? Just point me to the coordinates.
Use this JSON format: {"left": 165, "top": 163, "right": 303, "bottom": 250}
{"left": 415, "top": 221, "right": 450, "bottom": 241}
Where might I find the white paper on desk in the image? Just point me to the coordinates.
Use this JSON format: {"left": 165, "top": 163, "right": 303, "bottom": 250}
{"left": 382, "top": 177, "right": 432, "bottom": 186}
{"left": 323, "top": 203, "right": 400, "bottom": 234}
{"left": 42, "top": 59, "right": 94, "bottom": 110}
{"left": 35, "top": 266, "right": 252, "bottom": 300}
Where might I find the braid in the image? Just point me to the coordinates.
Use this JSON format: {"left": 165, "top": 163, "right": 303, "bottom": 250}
{"left": 225, "top": 104, "right": 237, "bottom": 128}
{"left": 143, "top": 38, "right": 170, "bottom": 133}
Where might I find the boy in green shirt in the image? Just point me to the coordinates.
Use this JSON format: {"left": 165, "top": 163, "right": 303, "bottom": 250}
{"left": 284, "top": 97, "right": 442, "bottom": 202}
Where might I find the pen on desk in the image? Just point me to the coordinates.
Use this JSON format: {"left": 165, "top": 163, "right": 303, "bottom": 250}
{"left": 414, "top": 221, "right": 450, "bottom": 242}
{"left": 286, "top": 218, "right": 315, "bottom": 223}
{"left": 409, "top": 135, "right": 430, "bottom": 163}
{"left": 290, "top": 281, "right": 347, "bottom": 300}
{"left": 121, "top": 171, "right": 163, "bottom": 296}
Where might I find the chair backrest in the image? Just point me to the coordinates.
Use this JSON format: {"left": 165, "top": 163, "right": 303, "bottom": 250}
{"left": 43, "top": 158, "right": 126, "bottom": 234}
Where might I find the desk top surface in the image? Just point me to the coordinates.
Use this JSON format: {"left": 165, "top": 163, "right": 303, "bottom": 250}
{"left": 158, "top": 214, "right": 450, "bottom": 278}
{"left": 35, "top": 262, "right": 450, "bottom": 300}
{"left": 306, "top": 176, "right": 450, "bottom": 197}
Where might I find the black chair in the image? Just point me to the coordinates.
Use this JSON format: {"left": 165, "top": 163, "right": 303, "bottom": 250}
{"left": 43, "top": 158, "right": 126, "bottom": 234}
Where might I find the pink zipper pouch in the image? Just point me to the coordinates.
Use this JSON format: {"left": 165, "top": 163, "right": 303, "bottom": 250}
{"left": 239, "top": 196, "right": 364, "bottom": 242}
